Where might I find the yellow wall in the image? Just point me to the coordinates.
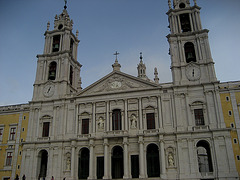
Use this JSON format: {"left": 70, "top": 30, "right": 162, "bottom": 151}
{"left": 220, "top": 92, "right": 240, "bottom": 175}
{"left": 16, "top": 112, "right": 29, "bottom": 176}
{"left": 0, "top": 111, "right": 29, "bottom": 179}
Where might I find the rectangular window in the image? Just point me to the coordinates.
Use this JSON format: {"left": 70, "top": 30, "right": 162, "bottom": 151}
{"left": 9, "top": 127, "right": 16, "bottom": 140}
{"left": 147, "top": 113, "right": 155, "bottom": 130}
{"left": 23, "top": 116, "right": 26, "bottom": 120}
{"left": 112, "top": 110, "right": 122, "bottom": 130}
{"left": 231, "top": 123, "right": 235, "bottom": 128}
{"left": 233, "top": 138, "right": 238, "bottom": 144}
{"left": 228, "top": 110, "right": 232, "bottom": 116}
{"left": 226, "top": 96, "right": 230, "bottom": 101}
{"left": 237, "top": 155, "right": 240, "bottom": 161}
{"left": 194, "top": 109, "right": 205, "bottom": 126}
{"left": 6, "top": 152, "right": 13, "bottom": 166}
{"left": 42, "top": 122, "right": 50, "bottom": 137}
{"left": 82, "top": 119, "right": 89, "bottom": 134}
{"left": 3, "top": 178, "right": 10, "bottom": 180}
{"left": 0, "top": 128, "right": 3, "bottom": 141}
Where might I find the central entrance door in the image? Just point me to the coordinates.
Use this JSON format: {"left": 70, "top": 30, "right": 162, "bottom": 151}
{"left": 78, "top": 148, "right": 90, "bottom": 179}
{"left": 112, "top": 146, "right": 123, "bottom": 179}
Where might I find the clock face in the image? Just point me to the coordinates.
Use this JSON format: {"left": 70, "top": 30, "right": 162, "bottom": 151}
{"left": 43, "top": 84, "right": 55, "bottom": 97}
{"left": 111, "top": 81, "right": 122, "bottom": 89}
{"left": 186, "top": 66, "right": 201, "bottom": 81}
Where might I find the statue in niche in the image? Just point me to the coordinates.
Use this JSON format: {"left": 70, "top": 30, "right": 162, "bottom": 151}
{"left": 98, "top": 117, "right": 104, "bottom": 130}
{"left": 168, "top": 153, "right": 174, "bottom": 167}
{"left": 66, "top": 157, "right": 71, "bottom": 171}
{"left": 130, "top": 114, "right": 137, "bottom": 128}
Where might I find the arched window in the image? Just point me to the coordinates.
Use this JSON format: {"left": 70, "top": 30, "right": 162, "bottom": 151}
{"left": 69, "top": 65, "right": 73, "bottom": 85}
{"left": 70, "top": 38, "right": 74, "bottom": 52}
{"left": 38, "top": 150, "right": 48, "bottom": 179}
{"left": 48, "top": 62, "right": 57, "bottom": 80}
{"left": 180, "top": 13, "right": 191, "bottom": 32}
{"left": 78, "top": 148, "right": 90, "bottom": 179}
{"left": 196, "top": 141, "right": 213, "bottom": 173}
{"left": 52, "top": 35, "right": 60, "bottom": 52}
{"left": 184, "top": 42, "right": 196, "bottom": 63}
{"left": 112, "top": 146, "right": 123, "bottom": 179}
{"left": 146, "top": 144, "right": 160, "bottom": 177}
{"left": 112, "top": 109, "right": 122, "bottom": 130}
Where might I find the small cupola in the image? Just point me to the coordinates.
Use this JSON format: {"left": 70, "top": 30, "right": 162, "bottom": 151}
{"left": 54, "top": 9, "right": 73, "bottom": 31}
{"left": 174, "top": 0, "right": 190, "bottom": 9}
{"left": 112, "top": 51, "right": 121, "bottom": 71}
{"left": 168, "top": 0, "right": 197, "bottom": 10}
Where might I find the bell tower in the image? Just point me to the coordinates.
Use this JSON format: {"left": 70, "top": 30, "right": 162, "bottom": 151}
{"left": 167, "top": 0, "right": 217, "bottom": 86}
{"left": 32, "top": 5, "right": 82, "bottom": 101}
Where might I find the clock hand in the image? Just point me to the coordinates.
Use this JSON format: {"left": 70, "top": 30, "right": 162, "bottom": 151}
{"left": 47, "top": 87, "right": 51, "bottom": 93}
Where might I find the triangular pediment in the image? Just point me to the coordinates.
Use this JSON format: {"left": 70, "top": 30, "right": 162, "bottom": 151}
{"left": 77, "top": 71, "right": 159, "bottom": 96}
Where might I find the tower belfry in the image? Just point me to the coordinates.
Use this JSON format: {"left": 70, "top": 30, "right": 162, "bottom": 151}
{"left": 32, "top": 5, "right": 82, "bottom": 101}
{"left": 167, "top": 0, "right": 217, "bottom": 85}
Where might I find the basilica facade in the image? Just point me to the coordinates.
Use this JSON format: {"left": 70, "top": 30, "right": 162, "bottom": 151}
{"left": 19, "top": 0, "right": 239, "bottom": 180}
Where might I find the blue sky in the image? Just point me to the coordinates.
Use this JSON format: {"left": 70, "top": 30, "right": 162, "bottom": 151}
{"left": 0, "top": 0, "right": 240, "bottom": 105}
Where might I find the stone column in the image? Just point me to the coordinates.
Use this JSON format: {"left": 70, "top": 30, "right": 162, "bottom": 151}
{"left": 138, "top": 98, "right": 143, "bottom": 131}
{"left": 47, "top": 147, "right": 54, "bottom": 178}
{"left": 75, "top": 105, "right": 79, "bottom": 135}
{"left": 103, "top": 138, "right": 109, "bottom": 179}
{"left": 124, "top": 100, "right": 128, "bottom": 131}
{"left": 36, "top": 108, "right": 40, "bottom": 140}
{"left": 157, "top": 96, "right": 163, "bottom": 129}
{"left": 106, "top": 101, "right": 109, "bottom": 131}
{"left": 121, "top": 111, "right": 124, "bottom": 131}
{"left": 123, "top": 137, "right": 129, "bottom": 179}
{"left": 138, "top": 136, "right": 145, "bottom": 178}
{"left": 88, "top": 139, "right": 95, "bottom": 179}
{"left": 189, "top": 13, "right": 194, "bottom": 32}
{"left": 160, "top": 139, "right": 166, "bottom": 178}
{"left": 71, "top": 140, "right": 76, "bottom": 179}
{"left": 43, "top": 60, "right": 47, "bottom": 81}
{"left": 92, "top": 103, "right": 96, "bottom": 133}
{"left": 110, "top": 112, "right": 113, "bottom": 131}
{"left": 177, "top": 15, "right": 181, "bottom": 33}
{"left": 31, "top": 148, "right": 37, "bottom": 179}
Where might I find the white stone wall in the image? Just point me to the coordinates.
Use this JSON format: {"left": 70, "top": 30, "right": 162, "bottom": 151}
{"left": 21, "top": 82, "right": 238, "bottom": 180}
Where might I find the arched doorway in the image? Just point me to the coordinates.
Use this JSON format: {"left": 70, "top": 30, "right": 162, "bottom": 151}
{"left": 146, "top": 144, "right": 160, "bottom": 177}
{"left": 78, "top": 148, "right": 90, "bottom": 179}
{"left": 184, "top": 42, "right": 196, "bottom": 63}
{"left": 196, "top": 140, "right": 213, "bottom": 173}
{"left": 112, "top": 146, "right": 123, "bottom": 179}
{"left": 48, "top": 61, "right": 57, "bottom": 80}
{"left": 38, "top": 150, "right": 48, "bottom": 179}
